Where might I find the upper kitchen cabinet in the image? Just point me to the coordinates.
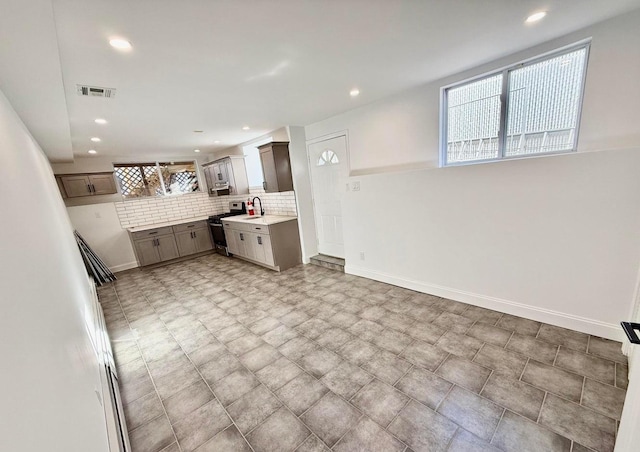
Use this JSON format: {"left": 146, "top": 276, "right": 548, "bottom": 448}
{"left": 258, "top": 142, "right": 293, "bottom": 193}
{"left": 203, "top": 156, "right": 249, "bottom": 197}
{"left": 57, "top": 173, "right": 118, "bottom": 198}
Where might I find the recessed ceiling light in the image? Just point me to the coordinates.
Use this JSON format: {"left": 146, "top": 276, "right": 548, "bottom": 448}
{"left": 525, "top": 11, "right": 547, "bottom": 23}
{"left": 88, "top": 150, "right": 97, "bottom": 154}
{"left": 109, "top": 38, "right": 132, "bottom": 50}
{"left": 214, "top": 140, "right": 221, "bottom": 144}
{"left": 242, "top": 126, "right": 250, "bottom": 130}
{"left": 194, "top": 149, "right": 200, "bottom": 153}
{"left": 350, "top": 88, "right": 360, "bottom": 97}
{"left": 94, "top": 118, "right": 107, "bottom": 124}
{"left": 193, "top": 130, "right": 203, "bottom": 133}
{"left": 91, "top": 137, "right": 101, "bottom": 142}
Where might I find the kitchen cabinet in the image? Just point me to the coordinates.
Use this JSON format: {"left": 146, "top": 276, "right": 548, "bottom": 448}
{"left": 57, "top": 173, "right": 118, "bottom": 198}
{"left": 227, "top": 229, "right": 245, "bottom": 257}
{"left": 174, "top": 221, "right": 213, "bottom": 256}
{"left": 133, "top": 235, "right": 179, "bottom": 266}
{"left": 203, "top": 156, "right": 249, "bottom": 197}
{"left": 129, "top": 220, "right": 212, "bottom": 266}
{"left": 258, "top": 142, "right": 293, "bottom": 193}
{"left": 222, "top": 218, "right": 300, "bottom": 271}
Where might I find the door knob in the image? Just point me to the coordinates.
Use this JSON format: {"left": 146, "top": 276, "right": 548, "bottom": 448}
{"left": 621, "top": 322, "right": 640, "bottom": 344}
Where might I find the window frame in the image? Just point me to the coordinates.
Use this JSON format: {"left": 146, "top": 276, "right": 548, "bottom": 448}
{"left": 113, "top": 160, "right": 202, "bottom": 199}
{"left": 439, "top": 40, "right": 591, "bottom": 167}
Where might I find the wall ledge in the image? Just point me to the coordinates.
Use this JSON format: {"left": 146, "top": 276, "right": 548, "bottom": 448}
{"left": 346, "top": 264, "right": 624, "bottom": 342}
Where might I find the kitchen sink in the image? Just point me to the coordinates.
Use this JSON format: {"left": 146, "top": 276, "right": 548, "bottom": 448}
{"left": 243, "top": 217, "right": 262, "bottom": 220}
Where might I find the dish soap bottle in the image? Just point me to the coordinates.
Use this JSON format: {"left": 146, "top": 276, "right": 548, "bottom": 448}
{"left": 247, "top": 198, "right": 254, "bottom": 216}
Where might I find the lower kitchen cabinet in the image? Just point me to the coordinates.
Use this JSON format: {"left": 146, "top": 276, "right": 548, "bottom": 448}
{"left": 222, "top": 218, "right": 300, "bottom": 271}
{"left": 129, "top": 219, "right": 212, "bottom": 266}
{"left": 175, "top": 228, "right": 213, "bottom": 256}
{"left": 133, "top": 235, "right": 179, "bottom": 266}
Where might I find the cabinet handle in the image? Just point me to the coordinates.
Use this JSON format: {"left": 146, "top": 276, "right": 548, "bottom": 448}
{"left": 149, "top": 231, "right": 158, "bottom": 235}
{"left": 240, "top": 233, "right": 244, "bottom": 241}
{"left": 87, "top": 184, "right": 92, "bottom": 193}
{"left": 263, "top": 181, "right": 267, "bottom": 190}
{"left": 187, "top": 225, "right": 194, "bottom": 228}
{"left": 257, "top": 236, "right": 262, "bottom": 245}
{"left": 91, "top": 184, "right": 96, "bottom": 193}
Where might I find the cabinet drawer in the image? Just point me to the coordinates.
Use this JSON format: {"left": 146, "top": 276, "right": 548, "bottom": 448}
{"left": 222, "top": 221, "right": 252, "bottom": 232}
{"left": 173, "top": 220, "right": 207, "bottom": 233}
{"left": 249, "top": 224, "right": 270, "bottom": 234}
{"left": 131, "top": 226, "right": 174, "bottom": 240}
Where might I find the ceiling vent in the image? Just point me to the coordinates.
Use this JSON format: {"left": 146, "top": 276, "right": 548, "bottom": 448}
{"left": 76, "top": 85, "right": 116, "bottom": 98}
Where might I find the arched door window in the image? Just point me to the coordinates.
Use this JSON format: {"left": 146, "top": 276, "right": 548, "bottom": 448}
{"left": 317, "top": 149, "right": 339, "bottom": 166}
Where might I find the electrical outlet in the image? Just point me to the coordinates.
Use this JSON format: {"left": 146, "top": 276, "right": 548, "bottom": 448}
{"left": 346, "top": 183, "right": 350, "bottom": 192}
{"left": 359, "top": 251, "right": 365, "bottom": 260}
{"left": 352, "top": 181, "right": 360, "bottom": 191}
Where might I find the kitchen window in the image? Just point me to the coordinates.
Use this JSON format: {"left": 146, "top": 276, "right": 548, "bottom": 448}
{"left": 114, "top": 161, "right": 200, "bottom": 199}
{"left": 441, "top": 43, "right": 589, "bottom": 166}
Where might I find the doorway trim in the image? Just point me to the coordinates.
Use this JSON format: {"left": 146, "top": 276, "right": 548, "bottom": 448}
{"left": 306, "top": 130, "right": 351, "bottom": 258}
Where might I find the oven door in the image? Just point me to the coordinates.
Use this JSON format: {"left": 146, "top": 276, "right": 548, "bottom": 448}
{"left": 209, "top": 222, "right": 226, "bottom": 246}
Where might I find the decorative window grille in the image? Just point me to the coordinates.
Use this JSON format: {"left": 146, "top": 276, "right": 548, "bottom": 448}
{"left": 114, "top": 161, "right": 200, "bottom": 199}
{"left": 442, "top": 43, "right": 589, "bottom": 166}
{"left": 317, "top": 149, "right": 339, "bottom": 166}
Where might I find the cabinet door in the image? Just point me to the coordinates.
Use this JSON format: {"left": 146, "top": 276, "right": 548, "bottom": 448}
{"left": 273, "top": 146, "right": 294, "bottom": 192}
{"left": 235, "top": 230, "right": 248, "bottom": 257}
{"left": 251, "top": 233, "right": 267, "bottom": 264}
{"left": 61, "top": 175, "right": 91, "bottom": 198}
{"left": 259, "top": 148, "right": 278, "bottom": 193}
{"left": 226, "top": 228, "right": 239, "bottom": 255}
{"left": 243, "top": 232, "right": 258, "bottom": 262}
{"left": 135, "top": 238, "right": 161, "bottom": 266}
{"left": 260, "top": 234, "right": 275, "bottom": 266}
{"left": 88, "top": 174, "right": 118, "bottom": 195}
{"left": 225, "top": 159, "right": 237, "bottom": 194}
{"left": 56, "top": 177, "right": 68, "bottom": 199}
{"left": 156, "top": 235, "right": 180, "bottom": 261}
{"left": 175, "top": 230, "right": 196, "bottom": 257}
{"left": 193, "top": 229, "right": 213, "bottom": 253}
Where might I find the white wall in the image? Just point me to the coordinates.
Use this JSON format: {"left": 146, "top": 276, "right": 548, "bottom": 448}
{"left": 287, "top": 126, "right": 317, "bottom": 262}
{"left": 306, "top": 11, "right": 640, "bottom": 173}
{"left": 302, "top": 11, "right": 640, "bottom": 340}
{"left": 0, "top": 90, "right": 110, "bottom": 450}
{"left": 67, "top": 203, "right": 138, "bottom": 273}
{"left": 209, "top": 127, "right": 289, "bottom": 161}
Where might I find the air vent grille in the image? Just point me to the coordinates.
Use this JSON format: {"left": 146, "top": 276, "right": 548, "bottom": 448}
{"left": 76, "top": 85, "right": 116, "bottom": 98}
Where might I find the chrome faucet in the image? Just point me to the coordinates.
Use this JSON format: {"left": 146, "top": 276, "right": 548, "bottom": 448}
{"left": 252, "top": 197, "right": 265, "bottom": 216}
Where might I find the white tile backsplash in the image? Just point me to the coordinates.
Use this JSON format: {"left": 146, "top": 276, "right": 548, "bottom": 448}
{"left": 114, "top": 190, "right": 297, "bottom": 228}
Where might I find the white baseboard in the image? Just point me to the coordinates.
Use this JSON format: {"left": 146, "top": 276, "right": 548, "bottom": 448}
{"left": 346, "top": 264, "right": 624, "bottom": 342}
{"left": 109, "top": 261, "right": 138, "bottom": 273}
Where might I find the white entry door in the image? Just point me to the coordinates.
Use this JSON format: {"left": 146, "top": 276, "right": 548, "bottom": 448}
{"left": 308, "top": 135, "right": 348, "bottom": 258}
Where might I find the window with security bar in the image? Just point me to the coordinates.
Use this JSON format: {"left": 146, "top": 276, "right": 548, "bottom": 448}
{"left": 114, "top": 161, "right": 200, "bottom": 199}
{"left": 441, "top": 43, "right": 589, "bottom": 166}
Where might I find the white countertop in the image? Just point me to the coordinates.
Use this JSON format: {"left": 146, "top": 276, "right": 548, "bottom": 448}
{"left": 221, "top": 215, "right": 297, "bottom": 226}
{"left": 127, "top": 216, "right": 210, "bottom": 233}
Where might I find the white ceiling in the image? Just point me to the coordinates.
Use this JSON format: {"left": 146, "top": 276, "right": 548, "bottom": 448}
{"left": 2, "top": 0, "right": 640, "bottom": 162}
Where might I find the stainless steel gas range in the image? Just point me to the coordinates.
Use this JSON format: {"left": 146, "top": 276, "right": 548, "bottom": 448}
{"left": 207, "top": 201, "right": 246, "bottom": 256}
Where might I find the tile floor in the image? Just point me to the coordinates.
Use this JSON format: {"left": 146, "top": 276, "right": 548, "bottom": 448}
{"left": 98, "top": 253, "right": 629, "bottom": 452}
